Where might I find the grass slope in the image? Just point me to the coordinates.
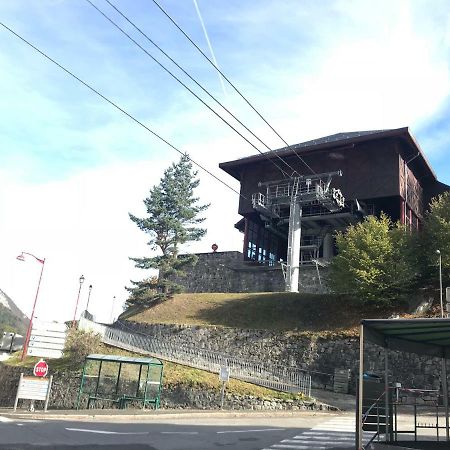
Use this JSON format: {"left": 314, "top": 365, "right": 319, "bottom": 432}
{"left": 125, "top": 292, "right": 401, "bottom": 334}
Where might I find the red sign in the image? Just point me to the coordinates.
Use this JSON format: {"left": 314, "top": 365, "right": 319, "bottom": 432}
{"left": 33, "top": 360, "right": 48, "bottom": 377}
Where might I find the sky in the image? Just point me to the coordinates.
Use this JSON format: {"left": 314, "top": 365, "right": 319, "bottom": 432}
{"left": 0, "top": 0, "right": 449, "bottom": 324}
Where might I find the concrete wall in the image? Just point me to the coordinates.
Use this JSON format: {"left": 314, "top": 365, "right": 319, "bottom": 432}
{"left": 172, "top": 251, "right": 326, "bottom": 294}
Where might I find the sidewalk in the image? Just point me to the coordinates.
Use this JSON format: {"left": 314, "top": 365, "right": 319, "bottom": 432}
{"left": 0, "top": 406, "right": 346, "bottom": 422}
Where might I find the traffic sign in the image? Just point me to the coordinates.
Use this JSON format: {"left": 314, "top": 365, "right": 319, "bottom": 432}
{"left": 219, "top": 366, "right": 230, "bottom": 382}
{"left": 33, "top": 360, "right": 48, "bottom": 377}
{"left": 27, "top": 320, "right": 67, "bottom": 359}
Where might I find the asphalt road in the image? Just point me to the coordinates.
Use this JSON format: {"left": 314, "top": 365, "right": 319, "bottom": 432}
{"left": 0, "top": 411, "right": 364, "bottom": 450}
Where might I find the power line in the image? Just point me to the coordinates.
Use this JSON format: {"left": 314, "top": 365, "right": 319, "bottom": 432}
{"left": 101, "top": 0, "right": 298, "bottom": 179}
{"left": 149, "top": 0, "right": 316, "bottom": 175}
{"left": 86, "top": 0, "right": 294, "bottom": 179}
{"left": 0, "top": 21, "right": 246, "bottom": 200}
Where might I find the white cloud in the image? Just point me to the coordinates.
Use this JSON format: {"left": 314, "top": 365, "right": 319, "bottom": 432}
{"left": 1, "top": 0, "right": 450, "bottom": 325}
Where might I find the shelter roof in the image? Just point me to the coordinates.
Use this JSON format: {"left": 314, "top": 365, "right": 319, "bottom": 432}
{"left": 219, "top": 127, "right": 437, "bottom": 182}
{"left": 86, "top": 354, "right": 163, "bottom": 365}
{"left": 362, "top": 318, "right": 450, "bottom": 359}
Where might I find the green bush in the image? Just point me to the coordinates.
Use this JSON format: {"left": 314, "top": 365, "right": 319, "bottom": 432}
{"left": 63, "top": 328, "right": 102, "bottom": 368}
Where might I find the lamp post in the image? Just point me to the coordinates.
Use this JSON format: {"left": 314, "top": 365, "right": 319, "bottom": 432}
{"left": 437, "top": 250, "right": 444, "bottom": 318}
{"left": 110, "top": 295, "right": 116, "bottom": 324}
{"left": 16, "top": 251, "right": 45, "bottom": 361}
{"left": 72, "top": 275, "right": 85, "bottom": 328}
{"left": 86, "top": 284, "right": 93, "bottom": 312}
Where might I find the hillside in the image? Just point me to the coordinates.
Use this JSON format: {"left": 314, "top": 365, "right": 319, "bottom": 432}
{"left": 0, "top": 289, "right": 28, "bottom": 335}
{"left": 122, "top": 292, "right": 409, "bottom": 334}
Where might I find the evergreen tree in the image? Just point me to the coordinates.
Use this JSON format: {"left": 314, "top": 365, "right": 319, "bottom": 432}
{"left": 329, "top": 214, "right": 417, "bottom": 305}
{"left": 127, "top": 155, "right": 208, "bottom": 304}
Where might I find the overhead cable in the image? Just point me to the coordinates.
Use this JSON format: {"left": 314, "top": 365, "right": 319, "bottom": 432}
{"left": 99, "top": 0, "right": 298, "bottom": 178}
{"left": 0, "top": 21, "right": 246, "bottom": 200}
{"left": 149, "top": 0, "right": 316, "bottom": 175}
{"left": 86, "top": 0, "right": 294, "bottom": 179}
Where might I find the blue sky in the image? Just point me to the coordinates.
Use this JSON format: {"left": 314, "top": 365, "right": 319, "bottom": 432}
{"left": 1, "top": 0, "right": 449, "bottom": 322}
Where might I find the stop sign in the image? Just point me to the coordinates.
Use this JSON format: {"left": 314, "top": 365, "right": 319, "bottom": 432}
{"left": 33, "top": 360, "right": 48, "bottom": 377}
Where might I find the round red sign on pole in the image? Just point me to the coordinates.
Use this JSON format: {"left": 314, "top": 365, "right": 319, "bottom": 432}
{"left": 33, "top": 360, "right": 48, "bottom": 377}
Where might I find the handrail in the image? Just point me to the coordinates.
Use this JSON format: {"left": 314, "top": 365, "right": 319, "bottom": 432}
{"left": 79, "top": 317, "right": 319, "bottom": 396}
{"left": 361, "top": 390, "right": 387, "bottom": 450}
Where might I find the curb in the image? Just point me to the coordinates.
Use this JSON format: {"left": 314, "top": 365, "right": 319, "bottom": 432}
{"left": 0, "top": 408, "right": 345, "bottom": 422}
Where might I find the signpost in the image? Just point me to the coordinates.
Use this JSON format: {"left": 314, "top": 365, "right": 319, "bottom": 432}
{"left": 27, "top": 320, "right": 67, "bottom": 359}
{"left": 219, "top": 366, "right": 230, "bottom": 409}
{"left": 14, "top": 360, "right": 53, "bottom": 412}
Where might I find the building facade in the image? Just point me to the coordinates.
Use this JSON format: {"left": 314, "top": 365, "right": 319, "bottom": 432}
{"left": 219, "top": 128, "right": 449, "bottom": 269}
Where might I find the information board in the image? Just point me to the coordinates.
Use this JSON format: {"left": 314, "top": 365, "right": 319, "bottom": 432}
{"left": 14, "top": 373, "right": 53, "bottom": 412}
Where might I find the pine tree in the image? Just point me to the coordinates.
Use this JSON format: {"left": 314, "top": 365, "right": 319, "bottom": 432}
{"left": 127, "top": 155, "right": 209, "bottom": 304}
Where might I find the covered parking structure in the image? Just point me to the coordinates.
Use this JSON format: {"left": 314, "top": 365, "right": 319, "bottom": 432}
{"left": 357, "top": 318, "right": 450, "bottom": 449}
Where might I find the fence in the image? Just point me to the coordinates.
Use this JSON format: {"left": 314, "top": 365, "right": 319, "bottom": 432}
{"left": 78, "top": 317, "right": 314, "bottom": 396}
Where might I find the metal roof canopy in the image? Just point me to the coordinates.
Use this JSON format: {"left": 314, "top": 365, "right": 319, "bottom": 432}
{"left": 86, "top": 354, "right": 162, "bottom": 365}
{"left": 357, "top": 318, "right": 450, "bottom": 449}
{"left": 362, "top": 318, "right": 450, "bottom": 359}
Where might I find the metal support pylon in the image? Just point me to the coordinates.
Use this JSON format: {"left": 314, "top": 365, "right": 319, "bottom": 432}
{"left": 286, "top": 179, "right": 302, "bottom": 292}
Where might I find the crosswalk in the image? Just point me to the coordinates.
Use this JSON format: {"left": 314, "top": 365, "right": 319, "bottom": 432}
{"left": 262, "top": 416, "right": 376, "bottom": 449}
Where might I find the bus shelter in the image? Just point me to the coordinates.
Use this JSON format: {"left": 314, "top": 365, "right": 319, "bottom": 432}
{"left": 357, "top": 318, "right": 450, "bottom": 449}
{"left": 76, "top": 354, "right": 163, "bottom": 410}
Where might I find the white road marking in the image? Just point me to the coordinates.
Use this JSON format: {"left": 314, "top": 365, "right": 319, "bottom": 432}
{"left": 65, "top": 428, "right": 149, "bottom": 435}
{"left": 160, "top": 431, "right": 199, "bottom": 435}
{"left": 17, "top": 423, "right": 24, "bottom": 426}
{"left": 217, "top": 428, "right": 285, "bottom": 434}
{"left": 0, "top": 416, "right": 13, "bottom": 423}
{"left": 264, "top": 416, "right": 376, "bottom": 450}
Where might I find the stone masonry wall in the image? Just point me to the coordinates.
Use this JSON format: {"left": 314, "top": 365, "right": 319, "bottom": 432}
{"left": 118, "top": 321, "right": 446, "bottom": 394}
{"left": 0, "top": 363, "right": 330, "bottom": 411}
{"left": 171, "top": 251, "right": 326, "bottom": 294}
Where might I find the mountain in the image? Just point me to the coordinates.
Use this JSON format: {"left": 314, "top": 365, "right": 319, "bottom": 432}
{"left": 0, "top": 289, "right": 29, "bottom": 335}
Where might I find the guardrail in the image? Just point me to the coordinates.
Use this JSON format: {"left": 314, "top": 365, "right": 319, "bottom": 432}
{"left": 78, "top": 317, "right": 313, "bottom": 396}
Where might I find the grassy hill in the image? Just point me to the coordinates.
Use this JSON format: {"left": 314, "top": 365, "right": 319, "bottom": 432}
{"left": 121, "top": 292, "right": 412, "bottom": 335}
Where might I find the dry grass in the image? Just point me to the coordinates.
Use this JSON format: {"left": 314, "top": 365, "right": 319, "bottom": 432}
{"left": 126, "top": 292, "right": 402, "bottom": 335}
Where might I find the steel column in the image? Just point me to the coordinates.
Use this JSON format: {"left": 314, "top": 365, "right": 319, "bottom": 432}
{"left": 357, "top": 324, "right": 364, "bottom": 450}
{"left": 286, "top": 201, "right": 302, "bottom": 292}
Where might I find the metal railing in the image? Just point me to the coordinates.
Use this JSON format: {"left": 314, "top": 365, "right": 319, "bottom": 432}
{"left": 78, "top": 317, "right": 312, "bottom": 396}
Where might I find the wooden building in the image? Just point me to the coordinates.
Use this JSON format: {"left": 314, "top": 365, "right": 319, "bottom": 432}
{"left": 220, "top": 127, "right": 449, "bottom": 268}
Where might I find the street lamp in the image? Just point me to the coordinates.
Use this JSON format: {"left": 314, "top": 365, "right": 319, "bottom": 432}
{"left": 16, "top": 251, "right": 45, "bottom": 361}
{"left": 72, "top": 275, "right": 85, "bottom": 328}
{"left": 437, "top": 250, "right": 444, "bottom": 318}
{"left": 110, "top": 295, "right": 116, "bottom": 323}
{"left": 86, "top": 284, "right": 93, "bottom": 312}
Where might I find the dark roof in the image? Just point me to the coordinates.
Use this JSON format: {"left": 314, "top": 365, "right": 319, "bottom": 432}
{"left": 362, "top": 318, "right": 450, "bottom": 358}
{"left": 86, "top": 354, "right": 163, "bottom": 365}
{"left": 219, "top": 127, "right": 437, "bottom": 181}
{"left": 281, "top": 129, "right": 388, "bottom": 152}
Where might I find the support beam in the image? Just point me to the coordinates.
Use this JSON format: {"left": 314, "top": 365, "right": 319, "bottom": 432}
{"left": 385, "top": 346, "right": 390, "bottom": 443}
{"left": 286, "top": 201, "right": 302, "bottom": 292}
{"left": 442, "top": 357, "right": 449, "bottom": 441}
{"left": 357, "top": 324, "right": 364, "bottom": 450}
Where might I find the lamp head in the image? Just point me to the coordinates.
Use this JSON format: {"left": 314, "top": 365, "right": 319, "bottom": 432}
{"left": 437, "top": 250, "right": 441, "bottom": 255}
{"left": 89, "top": 284, "right": 92, "bottom": 290}
{"left": 16, "top": 254, "right": 25, "bottom": 262}
{"left": 79, "top": 275, "right": 85, "bottom": 285}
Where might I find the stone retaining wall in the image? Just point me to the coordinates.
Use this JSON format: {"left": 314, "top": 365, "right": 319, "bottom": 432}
{"left": 170, "top": 251, "right": 326, "bottom": 294}
{"left": 0, "top": 363, "right": 333, "bottom": 411}
{"left": 117, "top": 321, "right": 446, "bottom": 393}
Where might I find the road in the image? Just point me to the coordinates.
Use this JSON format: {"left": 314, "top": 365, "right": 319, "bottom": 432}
{"left": 0, "top": 411, "right": 371, "bottom": 450}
